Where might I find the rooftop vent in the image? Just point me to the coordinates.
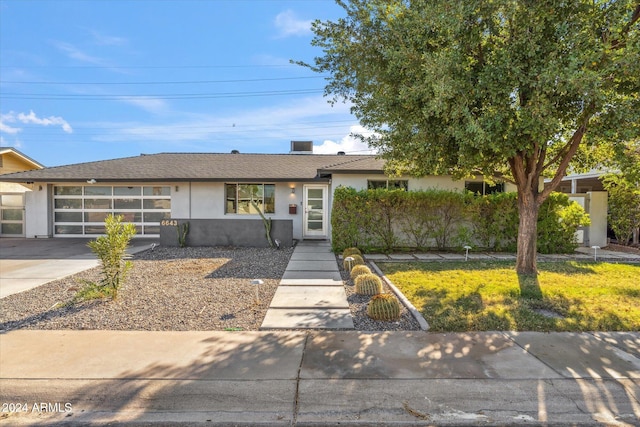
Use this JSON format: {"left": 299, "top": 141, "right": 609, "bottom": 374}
{"left": 290, "top": 140, "right": 313, "bottom": 154}
{"left": 337, "top": 151, "right": 346, "bottom": 155}
{"left": 231, "top": 149, "right": 240, "bottom": 154}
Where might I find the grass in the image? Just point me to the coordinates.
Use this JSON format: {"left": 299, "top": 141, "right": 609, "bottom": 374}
{"left": 378, "top": 261, "right": 640, "bottom": 332}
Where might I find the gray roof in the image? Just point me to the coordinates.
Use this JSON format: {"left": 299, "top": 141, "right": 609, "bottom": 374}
{"left": 0, "top": 153, "right": 386, "bottom": 183}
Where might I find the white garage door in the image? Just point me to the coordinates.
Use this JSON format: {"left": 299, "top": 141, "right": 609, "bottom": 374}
{"left": 53, "top": 185, "right": 171, "bottom": 236}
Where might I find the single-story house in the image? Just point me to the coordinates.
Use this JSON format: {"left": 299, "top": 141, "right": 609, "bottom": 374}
{"left": 0, "top": 147, "right": 45, "bottom": 237}
{"left": 0, "top": 141, "right": 523, "bottom": 246}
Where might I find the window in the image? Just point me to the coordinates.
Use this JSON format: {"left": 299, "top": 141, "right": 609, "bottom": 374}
{"left": 465, "top": 181, "right": 504, "bottom": 195}
{"left": 225, "top": 183, "right": 275, "bottom": 214}
{"left": 367, "top": 180, "right": 409, "bottom": 191}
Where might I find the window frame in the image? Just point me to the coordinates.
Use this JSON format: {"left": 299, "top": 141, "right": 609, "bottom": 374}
{"left": 225, "top": 183, "right": 276, "bottom": 215}
{"left": 464, "top": 181, "right": 505, "bottom": 196}
{"left": 367, "top": 179, "right": 409, "bottom": 191}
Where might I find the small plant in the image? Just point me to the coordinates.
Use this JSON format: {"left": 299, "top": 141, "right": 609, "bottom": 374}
{"left": 343, "top": 247, "right": 362, "bottom": 258}
{"left": 177, "top": 222, "right": 189, "bottom": 247}
{"left": 78, "top": 214, "right": 136, "bottom": 301}
{"left": 343, "top": 254, "right": 365, "bottom": 271}
{"left": 350, "top": 264, "right": 371, "bottom": 280}
{"left": 367, "top": 293, "right": 401, "bottom": 321}
{"left": 355, "top": 273, "right": 383, "bottom": 295}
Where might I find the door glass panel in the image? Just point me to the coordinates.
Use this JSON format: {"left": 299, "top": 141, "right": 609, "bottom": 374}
{"left": 55, "top": 211, "right": 83, "bottom": 222}
{"left": 2, "top": 223, "right": 23, "bottom": 234}
{"left": 114, "top": 186, "right": 141, "bottom": 196}
{"left": 55, "top": 186, "right": 81, "bottom": 196}
{"left": 84, "top": 199, "right": 112, "bottom": 209}
{"left": 2, "top": 209, "right": 23, "bottom": 221}
{"left": 308, "top": 189, "right": 323, "bottom": 199}
{"left": 114, "top": 198, "right": 141, "bottom": 209}
{"left": 55, "top": 199, "right": 82, "bottom": 209}
{"left": 84, "top": 186, "right": 112, "bottom": 196}
{"left": 308, "top": 221, "right": 323, "bottom": 231}
{"left": 308, "top": 200, "right": 323, "bottom": 210}
{"left": 1, "top": 195, "right": 23, "bottom": 206}
{"left": 144, "top": 186, "right": 171, "bottom": 196}
{"left": 55, "top": 225, "right": 83, "bottom": 234}
{"left": 143, "top": 199, "right": 170, "bottom": 209}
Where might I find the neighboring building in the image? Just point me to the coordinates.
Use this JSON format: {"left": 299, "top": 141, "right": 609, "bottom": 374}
{"left": 546, "top": 169, "right": 610, "bottom": 248}
{"left": 0, "top": 148, "right": 45, "bottom": 237}
{"left": 0, "top": 142, "right": 510, "bottom": 246}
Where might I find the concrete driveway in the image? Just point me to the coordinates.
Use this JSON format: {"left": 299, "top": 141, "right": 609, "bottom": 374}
{"left": 0, "top": 238, "right": 158, "bottom": 298}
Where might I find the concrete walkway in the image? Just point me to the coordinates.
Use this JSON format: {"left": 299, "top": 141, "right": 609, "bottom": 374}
{"left": 261, "top": 241, "right": 354, "bottom": 330}
{"left": 1, "top": 330, "right": 638, "bottom": 426}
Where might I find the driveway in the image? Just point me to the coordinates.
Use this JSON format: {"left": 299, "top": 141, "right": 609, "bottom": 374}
{"left": 0, "top": 238, "right": 158, "bottom": 298}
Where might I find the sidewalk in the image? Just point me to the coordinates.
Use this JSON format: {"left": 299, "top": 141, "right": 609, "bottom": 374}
{"left": 261, "top": 240, "right": 354, "bottom": 330}
{"left": 1, "top": 330, "right": 638, "bottom": 426}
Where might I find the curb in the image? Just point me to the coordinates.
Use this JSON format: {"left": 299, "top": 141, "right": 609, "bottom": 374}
{"left": 369, "top": 261, "right": 430, "bottom": 331}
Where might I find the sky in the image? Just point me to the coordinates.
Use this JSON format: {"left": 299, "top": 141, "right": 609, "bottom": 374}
{"left": 0, "top": 0, "right": 375, "bottom": 167}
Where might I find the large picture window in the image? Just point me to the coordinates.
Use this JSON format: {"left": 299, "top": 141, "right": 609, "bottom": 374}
{"left": 225, "top": 183, "right": 275, "bottom": 214}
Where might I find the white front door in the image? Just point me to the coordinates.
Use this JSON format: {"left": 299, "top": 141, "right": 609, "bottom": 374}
{"left": 303, "top": 185, "right": 328, "bottom": 238}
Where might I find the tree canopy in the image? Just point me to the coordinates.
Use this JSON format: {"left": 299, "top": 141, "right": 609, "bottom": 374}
{"left": 303, "top": 0, "right": 640, "bottom": 273}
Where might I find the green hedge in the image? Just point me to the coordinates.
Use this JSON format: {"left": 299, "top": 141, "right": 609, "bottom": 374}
{"left": 331, "top": 187, "right": 589, "bottom": 254}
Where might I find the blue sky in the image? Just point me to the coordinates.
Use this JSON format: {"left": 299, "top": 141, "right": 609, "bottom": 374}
{"left": 0, "top": 0, "right": 373, "bottom": 167}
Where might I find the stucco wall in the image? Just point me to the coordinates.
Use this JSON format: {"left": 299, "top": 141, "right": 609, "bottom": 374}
{"left": 160, "top": 218, "right": 293, "bottom": 248}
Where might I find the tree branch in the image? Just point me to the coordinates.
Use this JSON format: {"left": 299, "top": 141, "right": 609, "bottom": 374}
{"left": 540, "top": 123, "right": 588, "bottom": 200}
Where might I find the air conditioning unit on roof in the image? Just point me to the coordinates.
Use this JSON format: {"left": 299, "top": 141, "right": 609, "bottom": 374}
{"left": 290, "top": 140, "right": 313, "bottom": 154}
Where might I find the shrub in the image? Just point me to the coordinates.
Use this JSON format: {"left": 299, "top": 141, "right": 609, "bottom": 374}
{"left": 367, "top": 294, "right": 401, "bottom": 321}
{"left": 80, "top": 214, "right": 136, "bottom": 300}
{"left": 537, "top": 193, "right": 590, "bottom": 254}
{"left": 603, "top": 174, "right": 640, "bottom": 245}
{"left": 355, "top": 273, "right": 383, "bottom": 295}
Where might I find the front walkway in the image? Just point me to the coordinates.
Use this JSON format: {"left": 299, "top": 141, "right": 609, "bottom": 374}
{"left": 261, "top": 241, "right": 354, "bottom": 330}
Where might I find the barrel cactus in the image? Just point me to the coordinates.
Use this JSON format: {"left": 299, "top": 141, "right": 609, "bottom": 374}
{"left": 342, "top": 247, "right": 362, "bottom": 258}
{"left": 350, "top": 264, "right": 371, "bottom": 280}
{"left": 367, "top": 293, "right": 401, "bottom": 321}
{"left": 343, "top": 254, "right": 365, "bottom": 272}
{"left": 355, "top": 273, "right": 383, "bottom": 295}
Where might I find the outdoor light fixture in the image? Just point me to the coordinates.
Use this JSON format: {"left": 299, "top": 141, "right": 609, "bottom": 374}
{"left": 251, "top": 279, "right": 264, "bottom": 304}
{"left": 464, "top": 245, "right": 472, "bottom": 261}
{"left": 175, "top": 186, "right": 179, "bottom": 192}
{"left": 291, "top": 187, "right": 296, "bottom": 194}
{"left": 592, "top": 245, "right": 600, "bottom": 261}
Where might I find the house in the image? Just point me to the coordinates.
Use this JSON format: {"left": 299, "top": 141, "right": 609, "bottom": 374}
{"left": 0, "top": 141, "right": 519, "bottom": 246}
{"left": 0, "top": 147, "right": 45, "bottom": 237}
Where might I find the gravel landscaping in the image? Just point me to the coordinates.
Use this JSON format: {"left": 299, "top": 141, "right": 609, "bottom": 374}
{"left": 0, "top": 245, "right": 421, "bottom": 332}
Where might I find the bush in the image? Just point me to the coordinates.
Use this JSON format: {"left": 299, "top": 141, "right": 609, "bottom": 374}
{"left": 603, "top": 174, "right": 640, "bottom": 245}
{"left": 331, "top": 187, "right": 588, "bottom": 254}
{"left": 78, "top": 214, "right": 136, "bottom": 301}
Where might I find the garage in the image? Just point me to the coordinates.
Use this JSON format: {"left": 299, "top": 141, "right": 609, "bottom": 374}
{"left": 53, "top": 185, "right": 171, "bottom": 236}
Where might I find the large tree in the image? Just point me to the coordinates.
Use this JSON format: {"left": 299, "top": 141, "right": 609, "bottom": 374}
{"left": 302, "top": 0, "right": 640, "bottom": 274}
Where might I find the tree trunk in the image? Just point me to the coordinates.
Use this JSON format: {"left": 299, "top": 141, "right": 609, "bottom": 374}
{"left": 515, "top": 190, "right": 540, "bottom": 275}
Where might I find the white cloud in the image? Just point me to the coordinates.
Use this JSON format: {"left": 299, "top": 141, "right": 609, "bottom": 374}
{"left": 51, "top": 41, "right": 109, "bottom": 66}
{"left": 117, "top": 96, "right": 170, "bottom": 115}
{"left": 314, "top": 125, "right": 378, "bottom": 154}
{"left": 1, "top": 110, "right": 73, "bottom": 133}
{"left": 274, "top": 10, "right": 313, "bottom": 38}
{"left": 89, "top": 29, "right": 128, "bottom": 46}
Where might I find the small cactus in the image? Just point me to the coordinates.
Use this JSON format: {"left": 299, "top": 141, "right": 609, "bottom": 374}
{"left": 367, "top": 293, "right": 401, "bottom": 321}
{"left": 342, "top": 247, "right": 362, "bottom": 258}
{"left": 355, "top": 273, "right": 383, "bottom": 295}
{"left": 343, "top": 254, "right": 365, "bottom": 271}
{"left": 350, "top": 264, "right": 371, "bottom": 280}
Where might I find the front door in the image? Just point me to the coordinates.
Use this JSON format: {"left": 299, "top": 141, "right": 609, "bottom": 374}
{"left": 303, "top": 185, "right": 328, "bottom": 239}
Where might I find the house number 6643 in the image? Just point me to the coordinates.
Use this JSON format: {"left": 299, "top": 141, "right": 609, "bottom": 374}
{"left": 160, "top": 220, "right": 178, "bottom": 226}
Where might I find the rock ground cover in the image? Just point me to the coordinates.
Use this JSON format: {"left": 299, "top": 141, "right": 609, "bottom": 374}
{"left": 0, "top": 246, "right": 421, "bottom": 332}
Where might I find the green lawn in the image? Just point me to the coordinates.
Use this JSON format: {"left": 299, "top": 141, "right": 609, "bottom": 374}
{"left": 378, "top": 261, "right": 640, "bottom": 332}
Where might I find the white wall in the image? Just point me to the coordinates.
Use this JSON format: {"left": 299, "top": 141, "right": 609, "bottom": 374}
{"left": 25, "top": 184, "right": 50, "bottom": 237}
{"left": 587, "top": 191, "right": 608, "bottom": 248}
{"left": 180, "top": 182, "right": 305, "bottom": 240}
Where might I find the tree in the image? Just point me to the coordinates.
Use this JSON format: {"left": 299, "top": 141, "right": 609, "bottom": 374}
{"left": 301, "top": 0, "right": 640, "bottom": 274}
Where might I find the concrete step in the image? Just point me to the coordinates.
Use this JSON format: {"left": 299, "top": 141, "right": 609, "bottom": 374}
{"left": 261, "top": 308, "right": 354, "bottom": 330}
{"left": 269, "top": 286, "right": 350, "bottom": 309}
